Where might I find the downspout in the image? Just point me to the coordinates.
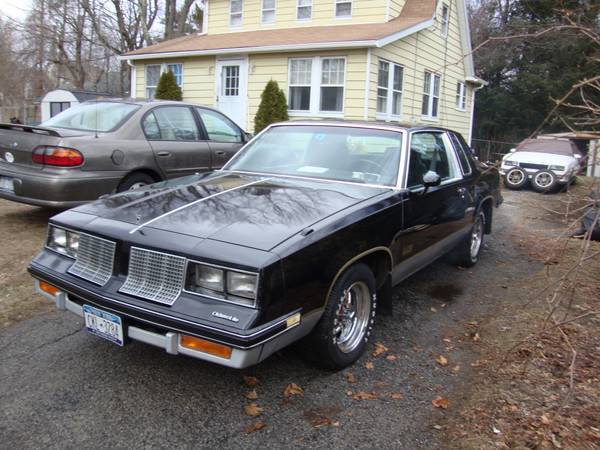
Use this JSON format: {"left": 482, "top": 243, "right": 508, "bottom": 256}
{"left": 363, "top": 48, "right": 372, "bottom": 120}
{"left": 126, "top": 59, "right": 136, "bottom": 99}
{"left": 468, "top": 83, "right": 484, "bottom": 146}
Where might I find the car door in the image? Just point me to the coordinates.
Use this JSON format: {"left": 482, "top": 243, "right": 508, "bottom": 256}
{"left": 392, "top": 130, "right": 472, "bottom": 282}
{"left": 194, "top": 107, "right": 245, "bottom": 169}
{"left": 142, "top": 105, "right": 211, "bottom": 179}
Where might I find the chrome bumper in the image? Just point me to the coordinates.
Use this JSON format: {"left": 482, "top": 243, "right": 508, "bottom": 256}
{"left": 35, "top": 280, "right": 320, "bottom": 369}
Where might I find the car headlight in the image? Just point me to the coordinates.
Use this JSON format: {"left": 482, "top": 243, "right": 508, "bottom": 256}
{"left": 548, "top": 165, "right": 565, "bottom": 171}
{"left": 503, "top": 160, "right": 518, "bottom": 167}
{"left": 46, "top": 225, "right": 79, "bottom": 258}
{"left": 185, "top": 262, "right": 258, "bottom": 307}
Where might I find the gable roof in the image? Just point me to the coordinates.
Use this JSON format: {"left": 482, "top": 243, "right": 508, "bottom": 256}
{"left": 122, "top": 0, "right": 436, "bottom": 59}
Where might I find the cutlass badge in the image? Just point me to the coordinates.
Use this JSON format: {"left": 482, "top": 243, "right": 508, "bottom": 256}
{"left": 212, "top": 311, "right": 240, "bottom": 323}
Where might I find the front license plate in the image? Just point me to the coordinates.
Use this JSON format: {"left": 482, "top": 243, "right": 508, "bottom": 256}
{"left": 0, "top": 176, "right": 14, "bottom": 193}
{"left": 83, "top": 304, "right": 124, "bottom": 346}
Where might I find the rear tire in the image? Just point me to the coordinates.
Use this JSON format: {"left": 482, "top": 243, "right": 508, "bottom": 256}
{"left": 503, "top": 167, "right": 528, "bottom": 190}
{"left": 117, "top": 172, "right": 155, "bottom": 192}
{"left": 531, "top": 170, "right": 558, "bottom": 193}
{"left": 305, "top": 263, "right": 377, "bottom": 370}
{"left": 454, "top": 210, "right": 485, "bottom": 268}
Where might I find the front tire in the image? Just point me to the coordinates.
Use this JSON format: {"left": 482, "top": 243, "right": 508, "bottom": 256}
{"left": 503, "top": 167, "right": 528, "bottom": 190}
{"left": 454, "top": 210, "right": 485, "bottom": 268}
{"left": 306, "top": 263, "right": 377, "bottom": 370}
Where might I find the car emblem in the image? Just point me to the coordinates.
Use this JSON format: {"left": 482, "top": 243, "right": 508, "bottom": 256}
{"left": 212, "top": 311, "right": 240, "bottom": 323}
{"left": 11, "top": 142, "right": 18, "bottom": 148}
{"left": 4, "top": 152, "right": 14, "bottom": 163}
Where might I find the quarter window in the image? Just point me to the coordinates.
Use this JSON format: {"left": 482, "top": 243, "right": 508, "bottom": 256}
{"left": 450, "top": 132, "right": 473, "bottom": 175}
{"left": 196, "top": 108, "right": 242, "bottom": 143}
{"left": 456, "top": 82, "right": 466, "bottom": 110}
{"left": 422, "top": 71, "right": 441, "bottom": 118}
{"left": 262, "top": 0, "right": 276, "bottom": 23}
{"left": 230, "top": 0, "right": 243, "bottom": 26}
{"left": 145, "top": 63, "right": 183, "bottom": 99}
{"left": 288, "top": 59, "right": 312, "bottom": 111}
{"left": 440, "top": 3, "right": 449, "bottom": 37}
{"left": 297, "top": 0, "right": 312, "bottom": 20}
{"left": 407, "top": 132, "right": 458, "bottom": 188}
{"left": 143, "top": 107, "right": 199, "bottom": 141}
{"left": 376, "top": 60, "right": 403, "bottom": 119}
{"left": 335, "top": 0, "right": 352, "bottom": 17}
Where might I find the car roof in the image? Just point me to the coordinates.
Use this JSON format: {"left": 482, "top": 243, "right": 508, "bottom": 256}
{"left": 79, "top": 98, "right": 224, "bottom": 113}
{"left": 268, "top": 119, "right": 457, "bottom": 134}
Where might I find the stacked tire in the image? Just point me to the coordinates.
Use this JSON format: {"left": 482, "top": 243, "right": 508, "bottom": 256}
{"left": 503, "top": 167, "right": 528, "bottom": 190}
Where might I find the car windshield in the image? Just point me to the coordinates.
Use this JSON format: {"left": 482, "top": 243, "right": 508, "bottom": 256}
{"left": 42, "top": 102, "right": 140, "bottom": 132}
{"left": 223, "top": 125, "right": 403, "bottom": 186}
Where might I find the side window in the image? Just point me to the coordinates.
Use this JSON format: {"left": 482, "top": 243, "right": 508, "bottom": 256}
{"left": 196, "top": 108, "right": 242, "bottom": 143}
{"left": 449, "top": 133, "right": 472, "bottom": 175}
{"left": 144, "top": 107, "right": 199, "bottom": 141}
{"left": 407, "top": 132, "right": 458, "bottom": 189}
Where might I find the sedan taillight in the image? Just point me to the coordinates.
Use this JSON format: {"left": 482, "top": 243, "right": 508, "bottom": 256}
{"left": 32, "top": 146, "right": 84, "bottom": 167}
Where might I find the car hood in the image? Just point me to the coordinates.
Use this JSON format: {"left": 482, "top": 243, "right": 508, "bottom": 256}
{"left": 504, "top": 151, "right": 576, "bottom": 166}
{"left": 74, "top": 172, "right": 389, "bottom": 251}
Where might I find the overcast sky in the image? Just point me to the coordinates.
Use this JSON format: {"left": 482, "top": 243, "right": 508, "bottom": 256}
{"left": 0, "top": 0, "right": 33, "bottom": 21}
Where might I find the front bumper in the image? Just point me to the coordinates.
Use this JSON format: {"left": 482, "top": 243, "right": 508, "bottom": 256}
{"left": 499, "top": 166, "right": 573, "bottom": 183}
{"left": 31, "top": 276, "right": 320, "bottom": 369}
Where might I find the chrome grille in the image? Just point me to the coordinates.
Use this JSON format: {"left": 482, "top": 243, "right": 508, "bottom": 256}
{"left": 520, "top": 163, "right": 548, "bottom": 170}
{"left": 119, "top": 247, "right": 186, "bottom": 305}
{"left": 68, "top": 233, "right": 116, "bottom": 286}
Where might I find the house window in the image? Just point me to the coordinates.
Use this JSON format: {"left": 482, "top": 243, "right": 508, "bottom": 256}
{"left": 422, "top": 71, "right": 440, "bottom": 119}
{"left": 289, "top": 59, "right": 312, "bottom": 111}
{"left": 297, "top": 0, "right": 312, "bottom": 20}
{"left": 440, "top": 3, "right": 449, "bottom": 37}
{"left": 262, "top": 0, "right": 276, "bottom": 23}
{"left": 50, "top": 102, "right": 70, "bottom": 117}
{"left": 335, "top": 0, "right": 352, "bottom": 18}
{"left": 145, "top": 63, "right": 183, "bottom": 99}
{"left": 288, "top": 56, "right": 345, "bottom": 114}
{"left": 376, "top": 60, "right": 403, "bottom": 118}
{"left": 320, "top": 58, "right": 345, "bottom": 112}
{"left": 456, "top": 82, "right": 466, "bottom": 110}
{"left": 230, "top": 0, "right": 243, "bottom": 26}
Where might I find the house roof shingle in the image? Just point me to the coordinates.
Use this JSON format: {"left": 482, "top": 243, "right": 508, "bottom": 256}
{"left": 123, "top": 0, "right": 435, "bottom": 58}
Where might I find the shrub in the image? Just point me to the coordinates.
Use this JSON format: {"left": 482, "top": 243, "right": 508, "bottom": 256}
{"left": 154, "top": 70, "right": 183, "bottom": 101}
{"left": 254, "top": 79, "right": 289, "bottom": 133}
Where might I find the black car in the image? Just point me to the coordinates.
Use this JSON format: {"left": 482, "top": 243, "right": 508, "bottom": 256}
{"left": 29, "top": 121, "right": 501, "bottom": 369}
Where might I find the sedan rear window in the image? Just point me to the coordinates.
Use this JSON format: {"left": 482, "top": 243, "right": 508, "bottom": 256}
{"left": 224, "top": 125, "right": 403, "bottom": 186}
{"left": 43, "top": 102, "right": 140, "bottom": 132}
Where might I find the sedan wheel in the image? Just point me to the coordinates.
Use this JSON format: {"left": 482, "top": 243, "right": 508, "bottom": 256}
{"left": 503, "top": 167, "right": 528, "bottom": 190}
{"left": 333, "top": 281, "right": 372, "bottom": 354}
{"left": 117, "top": 172, "right": 156, "bottom": 193}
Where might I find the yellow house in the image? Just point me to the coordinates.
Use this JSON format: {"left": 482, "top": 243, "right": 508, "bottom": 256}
{"left": 121, "top": 0, "right": 483, "bottom": 141}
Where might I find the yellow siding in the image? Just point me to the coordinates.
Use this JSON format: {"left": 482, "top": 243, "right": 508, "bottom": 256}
{"left": 388, "top": 0, "right": 406, "bottom": 19}
{"left": 370, "top": 0, "right": 472, "bottom": 138}
{"left": 207, "top": 0, "right": 387, "bottom": 34}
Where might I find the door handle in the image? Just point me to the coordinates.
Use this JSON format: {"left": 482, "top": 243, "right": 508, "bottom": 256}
{"left": 457, "top": 187, "right": 467, "bottom": 195}
{"left": 157, "top": 151, "right": 171, "bottom": 157}
{"left": 215, "top": 150, "right": 226, "bottom": 156}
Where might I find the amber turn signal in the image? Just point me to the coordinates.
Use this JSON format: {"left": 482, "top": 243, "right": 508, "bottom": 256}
{"left": 180, "top": 335, "right": 232, "bottom": 359}
{"left": 39, "top": 281, "right": 60, "bottom": 296}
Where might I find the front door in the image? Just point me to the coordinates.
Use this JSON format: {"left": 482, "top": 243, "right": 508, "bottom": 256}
{"left": 216, "top": 59, "right": 248, "bottom": 130}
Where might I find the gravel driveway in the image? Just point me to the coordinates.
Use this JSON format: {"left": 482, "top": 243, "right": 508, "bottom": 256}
{"left": 0, "top": 195, "right": 538, "bottom": 448}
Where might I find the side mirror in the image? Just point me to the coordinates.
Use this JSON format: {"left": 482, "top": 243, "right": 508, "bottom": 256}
{"left": 243, "top": 132, "right": 253, "bottom": 143}
{"left": 423, "top": 170, "right": 442, "bottom": 188}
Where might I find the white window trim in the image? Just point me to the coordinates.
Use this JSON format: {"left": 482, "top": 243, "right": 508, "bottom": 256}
{"left": 261, "top": 0, "right": 276, "bottom": 24}
{"left": 145, "top": 63, "right": 184, "bottom": 98}
{"left": 422, "top": 71, "right": 440, "bottom": 121}
{"left": 334, "top": 0, "right": 352, "bottom": 19}
{"left": 296, "top": 0, "right": 312, "bottom": 21}
{"left": 440, "top": 3, "right": 449, "bottom": 38}
{"left": 375, "top": 59, "right": 404, "bottom": 122}
{"left": 287, "top": 56, "right": 346, "bottom": 117}
{"left": 230, "top": 0, "right": 243, "bottom": 27}
{"left": 456, "top": 81, "right": 467, "bottom": 111}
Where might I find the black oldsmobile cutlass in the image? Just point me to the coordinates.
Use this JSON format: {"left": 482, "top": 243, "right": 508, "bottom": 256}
{"left": 29, "top": 121, "right": 501, "bottom": 369}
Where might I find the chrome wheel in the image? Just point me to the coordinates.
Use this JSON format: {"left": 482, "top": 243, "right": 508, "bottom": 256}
{"left": 470, "top": 214, "right": 484, "bottom": 260}
{"left": 128, "top": 182, "right": 148, "bottom": 191}
{"left": 333, "top": 281, "right": 371, "bottom": 353}
{"left": 534, "top": 172, "right": 553, "bottom": 188}
{"left": 507, "top": 169, "right": 524, "bottom": 185}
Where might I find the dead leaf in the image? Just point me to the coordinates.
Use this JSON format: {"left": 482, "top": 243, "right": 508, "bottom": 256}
{"left": 244, "top": 403, "right": 263, "bottom": 417}
{"left": 436, "top": 355, "right": 449, "bottom": 366}
{"left": 346, "top": 390, "right": 353, "bottom": 396}
{"left": 365, "top": 361, "right": 374, "bottom": 370}
{"left": 430, "top": 307, "right": 438, "bottom": 313}
{"left": 452, "top": 364, "right": 461, "bottom": 373}
{"left": 311, "top": 417, "right": 338, "bottom": 428}
{"left": 353, "top": 391, "right": 379, "bottom": 400}
{"left": 245, "top": 389, "right": 258, "bottom": 400}
{"left": 243, "top": 375, "right": 259, "bottom": 387}
{"left": 541, "top": 413, "right": 552, "bottom": 425}
{"left": 283, "top": 383, "right": 304, "bottom": 397}
{"left": 244, "top": 421, "right": 267, "bottom": 433}
{"left": 345, "top": 372, "right": 357, "bottom": 383}
{"left": 433, "top": 424, "right": 443, "bottom": 430}
{"left": 432, "top": 396, "right": 450, "bottom": 409}
{"left": 389, "top": 393, "right": 403, "bottom": 400}
{"left": 386, "top": 355, "right": 397, "bottom": 361}
{"left": 442, "top": 338, "right": 452, "bottom": 343}
{"left": 472, "top": 332, "right": 481, "bottom": 342}
{"left": 372, "top": 342, "right": 388, "bottom": 357}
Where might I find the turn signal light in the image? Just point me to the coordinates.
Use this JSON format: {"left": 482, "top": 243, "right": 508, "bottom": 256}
{"left": 32, "top": 146, "right": 84, "bottom": 167}
{"left": 180, "top": 335, "right": 232, "bottom": 359}
{"left": 39, "top": 281, "right": 60, "bottom": 296}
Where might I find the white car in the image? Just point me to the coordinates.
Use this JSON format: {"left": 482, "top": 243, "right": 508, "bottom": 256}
{"left": 500, "top": 138, "right": 582, "bottom": 192}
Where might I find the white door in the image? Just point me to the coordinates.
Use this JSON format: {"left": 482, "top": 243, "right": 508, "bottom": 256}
{"left": 216, "top": 59, "right": 248, "bottom": 129}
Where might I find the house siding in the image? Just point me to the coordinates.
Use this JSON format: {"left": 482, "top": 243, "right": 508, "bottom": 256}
{"left": 207, "top": 0, "right": 387, "bottom": 34}
{"left": 387, "top": 0, "right": 406, "bottom": 19}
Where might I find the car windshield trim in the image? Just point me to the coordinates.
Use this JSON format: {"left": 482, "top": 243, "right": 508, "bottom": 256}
{"left": 42, "top": 102, "right": 141, "bottom": 133}
{"left": 223, "top": 124, "right": 405, "bottom": 188}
